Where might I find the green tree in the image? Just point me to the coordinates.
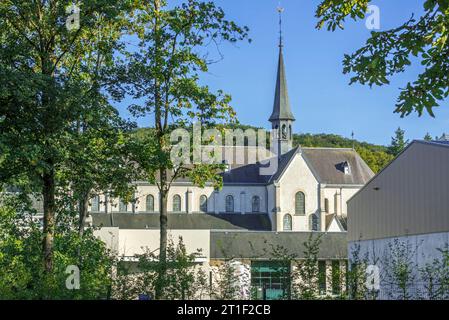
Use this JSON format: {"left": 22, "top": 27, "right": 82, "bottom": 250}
{"left": 388, "top": 127, "right": 409, "bottom": 156}
{"left": 293, "top": 233, "right": 323, "bottom": 299}
{"left": 316, "top": 0, "right": 449, "bottom": 117}
{"left": 424, "top": 132, "right": 433, "bottom": 141}
{"left": 0, "top": 0, "right": 138, "bottom": 272}
{"left": 135, "top": 236, "right": 202, "bottom": 300}
{"left": 0, "top": 194, "right": 114, "bottom": 299}
{"left": 112, "top": 0, "right": 249, "bottom": 299}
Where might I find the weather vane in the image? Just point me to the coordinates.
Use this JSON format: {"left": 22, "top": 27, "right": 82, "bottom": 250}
{"left": 277, "top": 4, "right": 284, "bottom": 48}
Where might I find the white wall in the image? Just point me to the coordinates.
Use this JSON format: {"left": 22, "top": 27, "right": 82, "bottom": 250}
{"left": 277, "top": 153, "right": 320, "bottom": 232}
{"left": 349, "top": 231, "right": 449, "bottom": 299}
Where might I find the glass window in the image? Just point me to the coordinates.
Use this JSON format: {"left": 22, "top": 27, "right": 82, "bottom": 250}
{"left": 91, "top": 195, "right": 100, "bottom": 212}
{"left": 310, "top": 214, "right": 318, "bottom": 231}
{"left": 199, "top": 195, "right": 207, "bottom": 213}
{"left": 146, "top": 194, "right": 154, "bottom": 212}
{"left": 295, "top": 192, "right": 305, "bottom": 215}
{"left": 173, "top": 194, "right": 181, "bottom": 212}
{"left": 332, "top": 261, "right": 341, "bottom": 296}
{"left": 251, "top": 261, "right": 290, "bottom": 300}
{"left": 119, "top": 199, "right": 127, "bottom": 212}
{"left": 324, "top": 198, "right": 329, "bottom": 213}
{"left": 225, "top": 195, "right": 234, "bottom": 213}
{"left": 318, "top": 261, "right": 327, "bottom": 295}
{"left": 283, "top": 214, "right": 292, "bottom": 231}
{"left": 252, "top": 196, "right": 261, "bottom": 213}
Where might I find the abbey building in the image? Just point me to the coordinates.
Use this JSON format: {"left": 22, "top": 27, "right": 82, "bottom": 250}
{"left": 89, "top": 35, "right": 374, "bottom": 299}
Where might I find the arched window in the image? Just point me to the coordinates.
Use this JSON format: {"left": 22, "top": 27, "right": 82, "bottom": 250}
{"left": 295, "top": 192, "right": 305, "bottom": 215}
{"left": 146, "top": 195, "right": 154, "bottom": 212}
{"left": 283, "top": 214, "right": 292, "bottom": 231}
{"left": 225, "top": 195, "right": 234, "bottom": 213}
{"left": 199, "top": 195, "right": 208, "bottom": 213}
{"left": 289, "top": 125, "right": 292, "bottom": 139}
{"left": 281, "top": 124, "right": 287, "bottom": 139}
{"left": 252, "top": 196, "right": 260, "bottom": 213}
{"left": 324, "top": 198, "right": 329, "bottom": 213}
{"left": 91, "top": 195, "right": 100, "bottom": 212}
{"left": 310, "top": 214, "right": 319, "bottom": 231}
{"left": 173, "top": 194, "right": 181, "bottom": 212}
{"left": 119, "top": 199, "right": 127, "bottom": 212}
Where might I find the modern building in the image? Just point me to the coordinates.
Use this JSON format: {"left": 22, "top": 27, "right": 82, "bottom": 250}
{"left": 87, "top": 27, "right": 374, "bottom": 299}
{"left": 347, "top": 140, "right": 449, "bottom": 299}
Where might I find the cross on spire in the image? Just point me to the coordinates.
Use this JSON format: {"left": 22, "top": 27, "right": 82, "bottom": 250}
{"left": 277, "top": 5, "right": 284, "bottom": 48}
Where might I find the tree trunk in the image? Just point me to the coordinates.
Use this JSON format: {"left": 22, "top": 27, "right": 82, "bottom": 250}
{"left": 78, "top": 191, "right": 90, "bottom": 237}
{"left": 155, "top": 168, "right": 168, "bottom": 299}
{"left": 42, "top": 169, "right": 56, "bottom": 272}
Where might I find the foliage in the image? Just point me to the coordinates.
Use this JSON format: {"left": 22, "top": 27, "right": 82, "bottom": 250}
{"left": 419, "top": 246, "right": 449, "bottom": 300}
{"left": 0, "top": 197, "right": 113, "bottom": 299}
{"left": 110, "top": 0, "right": 249, "bottom": 299}
{"left": 133, "top": 236, "right": 205, "bottom": 300}
{"left": 316, "top": 0, "right": 449, "bottom": 117}
{"left": 382, "top": 239, "right": 420, "bottom": 300}
{"left": 388, "top": 127, "right": 409, "bottom": 156}
{"left": 212, "top": 260, "right": 250, "bottom": 300}
{"left": 292, "top": 233, "right": 323, "bottom": 299}
{"left": 0, "top": 0, "right": 140, "bottom": 271}
{"left": 347, "top": 242, "right": 369, "bottom": 300}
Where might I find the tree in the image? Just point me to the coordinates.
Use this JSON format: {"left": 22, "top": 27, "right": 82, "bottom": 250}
{"left": 382, "top": 239, "right": 419, "bottom": 300}
{"left": 419, "top": 246, "right": 449, "bottom": 299}
{"left": 424, "top": 132, "right": 433, "bottom": 141}
{"left": 347, "top": 242, "right": 369, "bottom": 300}
{"left": 293, "top": 233, "right": 323, "bottom": 299}
{"left": 135, "top": 236, "right": 202, "bottom": 300}
{"left": 212, "top": 260, "right": 250, "bottom": 300}
{"left": 316, "top": 0, "right": 449, "bottom": 117}
{"left": 388, "top": 127, "right": 409, "bottom": 156}
{"left": 112, "top": 0, "right": 249, "bottom": 299}
{"left": 0, "top": 193, "right": 114, "bottom": 299}
{"left": 0, "top": 0, "right": 138, "bottom": 272}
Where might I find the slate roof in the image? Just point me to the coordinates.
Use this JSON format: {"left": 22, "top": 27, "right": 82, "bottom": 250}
{"left": 301, "top": 148, "right": 374, "bottom": 185}
{"left": 137, "top": 146, "right": 373, "bottom": 186}
{"left": 269, "top": 47, "right": 295, "bottom": 122}
{"left": 91, "top": 213, "right": 272, "bottom": 231}
{"left": 210, "top": 231, "right": 347, "bottom": 259}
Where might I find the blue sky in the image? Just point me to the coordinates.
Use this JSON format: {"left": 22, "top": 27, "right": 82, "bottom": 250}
{"left": 117, "top": 0, "right": 449, "bottom": 146}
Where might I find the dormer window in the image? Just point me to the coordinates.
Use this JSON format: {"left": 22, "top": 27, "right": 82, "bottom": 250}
{"left": 343, "top": 161, "right": 351, "bottom": 175}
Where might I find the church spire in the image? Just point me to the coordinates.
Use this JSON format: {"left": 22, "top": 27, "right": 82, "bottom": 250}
{"left": 269, "top": 6, "right": 295, "bottom": 123}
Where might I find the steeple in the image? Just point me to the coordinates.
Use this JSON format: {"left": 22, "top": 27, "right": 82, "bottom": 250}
{"left": 270, "top": 6, "right": 295, "bottom": 155}
{"left": 269, "top": 6, "right": 295, "bottom": 123}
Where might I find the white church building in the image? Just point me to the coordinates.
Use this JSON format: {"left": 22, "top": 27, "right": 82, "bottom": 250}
{"left": 90, "top": 34, "right": 374, "bottom": 299}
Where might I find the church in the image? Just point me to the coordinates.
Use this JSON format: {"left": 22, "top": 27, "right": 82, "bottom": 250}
{"left": 90, "top": 26, "right": 374, "bottom": 299}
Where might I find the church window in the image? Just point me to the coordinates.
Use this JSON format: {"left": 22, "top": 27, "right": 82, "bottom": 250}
{"left": 252, "top": 196, "right": 261, "bottom": 213}
{"left": 324, "top": 198, "right": 329, "bottom": 213}
{"left": 91, "top": 195, "right": 100, "bottom": 212}
{"left": 119, "top": 199, "right": 127, "bottom": 212}
{"left": 283, "top": 214, "right": 292, "bottom": 231}
{"left": 200, "top": 195, "right": 208, "bottom": 213}
{"left": 225, "top": 195, "right": 234, "bottom": 213}
{"left": 173, "top": 194, "right": 181, "bottom": 212}
{"left": 318, "top": 261, "right": 327, "bottom": 295}
{"left": 281, "top": 124, "right": 287, "bottom": 139}
{"left": 146, "top": 194, "right": 154, "bottom": 212}
{"left": 295, "top": 192, "right": 305, "bottom": 215}
{"left": 332, "top": 261, "right": 341, "bottom": 295}
{"left": 310, "top": 214, "right": 318, "bottom": 231}
{"left": 289, "top": 125, "right": 292, "bottom": 139}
